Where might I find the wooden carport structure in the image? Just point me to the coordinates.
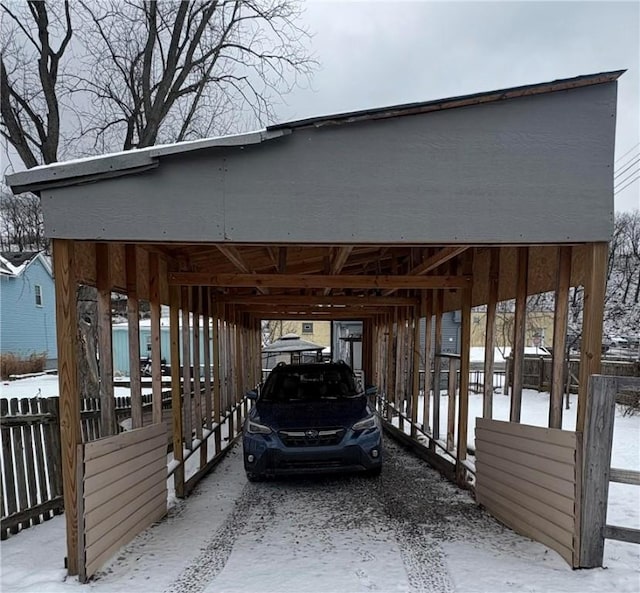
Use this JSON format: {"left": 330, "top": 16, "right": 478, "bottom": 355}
{"left": 7, "top": 70, "right": 622, "bottom": 579}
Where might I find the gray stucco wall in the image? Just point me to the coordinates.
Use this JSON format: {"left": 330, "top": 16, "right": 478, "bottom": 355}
{"left": 41, "top": 83, "right": 616, "bottom": 244}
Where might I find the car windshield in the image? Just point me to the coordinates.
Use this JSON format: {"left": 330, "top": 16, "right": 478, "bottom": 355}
{"left": 260, "top": 366, "right": 360, "bottom": 402}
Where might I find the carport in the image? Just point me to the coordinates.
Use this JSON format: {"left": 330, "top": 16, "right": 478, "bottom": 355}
{"left": 6, "top": 70, "right": 622, "bottom": 580}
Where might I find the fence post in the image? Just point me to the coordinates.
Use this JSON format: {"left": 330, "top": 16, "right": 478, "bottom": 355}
{"left": 578, "top": 374, "right": 617, "bottom": 567}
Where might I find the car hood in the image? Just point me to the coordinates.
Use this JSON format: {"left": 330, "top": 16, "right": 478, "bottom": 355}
{"left": 253, "top": 397, "right": 369, "bottom": 430}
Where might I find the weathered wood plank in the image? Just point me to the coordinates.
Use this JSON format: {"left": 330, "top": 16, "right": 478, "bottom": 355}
{"left": 96, "top": 243, "right": 115, "bottom": 437}
{"left": 149, "top": 252, "right": 163, "bottom": 425}
{"left": 31, "top": 399, "right": 51, "bottom": 520}
{"left": 10, "top": 399, "right": 29, "bottom": 529}
{"left": 19, "top": 399, "right": 39, "bottom": 525}
{"left": 609, "top": 468, "right": 640, "bottom": 485}
{"left": 169, "top": 285, "right": 184, "bottom": 498}
{"left": 579, "top": 374, "right": 617, "bottom": 567}
{"left": 446, "top": 359, "right": 457, "bottom": 452}
{"left": 181, "top": 286, "right": 193, "bottom": 448}
{"left": 422, "top": 292, "right": 432, "bottom": 432}
{"left": 483, "top": 248, "right": 499, "bottom": 419}
{"left": 1, "top": 399, "right": 18, "bottom": 534}
{"left": 432, "top": 291, "right": 443, "bottom": 441}
{"left": 604, "top": 525, "right": 640, "bottom": 544}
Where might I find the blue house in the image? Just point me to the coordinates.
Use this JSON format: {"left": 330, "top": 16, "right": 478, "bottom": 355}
{"left": 0, "top": 251, "right": 57, "bottom": 368}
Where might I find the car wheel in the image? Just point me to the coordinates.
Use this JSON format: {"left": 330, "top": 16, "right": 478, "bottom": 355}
{"left": 246, "top": 472, "right": 262, "bottom": 482}
{"left": 365, "top": 466, "right": 382, "bottom": 478}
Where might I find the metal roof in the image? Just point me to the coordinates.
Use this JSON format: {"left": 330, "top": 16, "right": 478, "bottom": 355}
{"left": 5, "top": 70, "right": 623, "bottom": 195}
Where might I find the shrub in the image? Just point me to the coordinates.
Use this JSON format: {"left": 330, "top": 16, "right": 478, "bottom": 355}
{"left": 0, "top": 352, "right": 47, "bottom": 380}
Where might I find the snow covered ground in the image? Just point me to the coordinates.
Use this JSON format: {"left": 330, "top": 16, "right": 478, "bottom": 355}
{"left": 1, "top": 376, "right": 638, "bottom": 593}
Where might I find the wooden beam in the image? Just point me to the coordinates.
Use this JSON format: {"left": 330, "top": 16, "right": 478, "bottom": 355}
{"left": 216, "top": 245, "right": 268, "bottom": 295}
{"left": 509, "top": 247, "right": 528, "bottom": 423}
{"left": 53, "top": 239, "right": 80, "bottom": 575}
{"left": 324, "top": 246, "right": 354, "bottom": 295}
{"left": 577, "top": 243, "right": 608, "bottom": 434}
{"left": 211, "top": 295, "right": 222, "bottom": 454}
{"left": 202, "top": 287, "right": 212, "bottom": 431}
{"left": 126, "top": 245, "right": 142, "bottom": 429}
{"left": 432, "top": 291, "right": 444, "bottom": 442}
{"left": 422, "top": 291, "right": 432, "bottom": 433}
{"left": 382, "top": 246, "right": 469, "bottom": 295}
{"left": 483, "top": 248, "right": 499, "bottom": 419}
{"left": 149, "top": 252, "right": 163, "bottom": 425}
{"left": 169, "top": 272, "right": 471, "bottom": 290}
{"left": 96, "top": 244, "right": 115, "bottom": 437}
{"left": 169, "top": 285, "right": 184, "bottom": 498}
{"left": 549, "top": 246, "right": 571, "bottom": 429}
{"left": 456, "top": 250, "right": 473, "bottom": 485}
{"left": 411, "top": 309, "right": 421, "bottom": 439}
{"left": 181, "top": 286, "right": 192, "bottom": 449}
{"left": 215, "top": 294, "right": 418, "bottom": 306}
{"left": 278, "top": 247, "right": 287, "bottom": 273}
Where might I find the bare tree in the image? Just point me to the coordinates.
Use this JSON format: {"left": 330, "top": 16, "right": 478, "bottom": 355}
{"left": 71, "top": 0, "right": 313, "bottom": 152}
{"left": 0, "top": 188, "right": 47, "bottom": 251}
{"left": 1, "top": 0, "right": 72, "bottom": 167}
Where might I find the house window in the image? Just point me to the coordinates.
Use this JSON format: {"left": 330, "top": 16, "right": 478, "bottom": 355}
{"left": 35, "top": 285, "right": 43, "bottom": 307}
{"left": 302, "top": 322, "right": 313, "bottom": 334}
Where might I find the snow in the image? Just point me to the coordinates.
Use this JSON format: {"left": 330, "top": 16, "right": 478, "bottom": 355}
{"left": 1, "top": 378, "right": 638, "bottom": 592}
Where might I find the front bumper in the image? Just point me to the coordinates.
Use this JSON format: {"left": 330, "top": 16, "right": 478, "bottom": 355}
{"left": 243, "top": 427, "right": 382, "bottom": 477}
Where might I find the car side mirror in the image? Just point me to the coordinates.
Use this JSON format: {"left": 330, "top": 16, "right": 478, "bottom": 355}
{"left": 246, "top": 389, "right": 258, "bottom": 400}
{"left": 365, "top": 385, "right": 378, "bottom": 396}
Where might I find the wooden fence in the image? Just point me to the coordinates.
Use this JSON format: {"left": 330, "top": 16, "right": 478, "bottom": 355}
{"left": 1, "top": 398, "right": 64, "bottom": 539}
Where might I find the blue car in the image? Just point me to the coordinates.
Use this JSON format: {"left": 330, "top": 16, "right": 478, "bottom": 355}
{"left": 243, "top": 361, "right": 382, "bottom": 481}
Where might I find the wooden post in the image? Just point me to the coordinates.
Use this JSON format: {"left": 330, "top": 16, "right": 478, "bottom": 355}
{"left": 95, "top": 243, "right": 115, "bottom": 436}
{"left": 212, "top": 296, "right": 222, "bottom": 453}
{"left": 510, "top": 247, "right": 528, "bottom": 423}
{"left": 577, "top": 243, "right": 608, "bottom": 434}
{"left": 578, "top": 375, "right": 616, "bottom": 567}
{"left": 181, "top": 286, "right": 192, "bottom": 449}
{"left": 446, "top": 358, "right": 457, "bottom": 451}
{"left": 191, "top": 287, "right": 204, "bottom": 467}
{"left": 126, "top": 245, "right": 143, "bottom": 429}
{"left": 411, "top": 307, "right": 421, "bottom": 438}
{"left": 422, "top": 292, "right": 432, "bottom": 433}
{"left": 385, "top": 312, "right": 394, "bottom": 422}
{"left": 202, "top": 287, "right": 212, "bottom": 431}
{"left": 550, "top": 248, "right": 571, "bottom": 428}
{"left": 432, "top": 291, "right": 444, "bottom": 442}
{"left": 456, "top": 250, "right": 473, "bottom": 484}
{"left": 53, "top": 239, "right": 80, "bottom": 575}
{"left": 169, "top": 285, "right": 184, "bottom": 498}
{"left": 483, "top": 248, "right": 499, "bottom": 418}
{"left": 149, "top": 252, "right": 163, "bottom": 425}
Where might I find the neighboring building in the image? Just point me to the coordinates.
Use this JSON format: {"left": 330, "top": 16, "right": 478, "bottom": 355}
{"left": 264, "top": 320, "right": 331, "bottom": 350}
{"left": 0, "top": 251, "right": 57, "bottom": 368}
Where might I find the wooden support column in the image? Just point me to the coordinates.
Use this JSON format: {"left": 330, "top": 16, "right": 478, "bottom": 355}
{"left": 422, "top": 292, "right": 432, "bottom": 433}
{"left": 385, "top": 312, "right": 394, "bottom": 421}
{"left": 149, "top": 252, "right": 162, "bottom": 425}
{"left": 126, "top": 245, "right": 142, "bottom": 429}
{"left": 578, "top": 375, "right": 616, "bottom": 567}
{"left": 550, "top": 246, "right": 571, "bottom": 428}
{"left": 510, "top": 247, "right": 529, "bottom": 423}
{"left": 96, "top": 243, "right": 115, "bottom": 436}
{"left": 446, "top": 358, "right": 457, "bottom": 451}
{"left": 211, "top": 296, "right": 222, "bottom": 453}
{"left": 483, "top": 248, "right": 499, "bottom": 419}
{"left": 411, "top": 306, "right": 421, "bottom": 438}
{"left": 202, "top": 287, "right": 212, "bottom": 431}
{"left": 456, "top": 251, "right": 473, "bottom": 484}
{"left": 432, "top": 291, "right": 443, "bottom": 442}
{"left": 577, "top": 242, "right": 608, "bottom": 434}
{"left": 191, "top": 287, "right": 204, "bottom": 467}
{"left": 181, "top": 286, "right": 192, "bottom": 449}
{"left": 395, "top": 307, "right": 405, "bottom": 430}
{"left": 169, "top": 285, "right": 184, "bottom": 498}
{"left": 53, "top": 240, "right": 80, "bottom": 575}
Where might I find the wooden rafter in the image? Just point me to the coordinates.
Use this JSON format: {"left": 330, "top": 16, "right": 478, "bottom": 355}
{"left": 382, "top": 246, "right": 469, "bottom": 296}
{"left": 216, "top": 245, "right": 268, "bottom": 295}
{"left": 169, "top": 272, "right": 470, "bottom": 289}
{"left": 215, "top": 294, "right": 418, "bottom": 306}
{"left": 324, "top": 246, "right": 354, "bottom": 295}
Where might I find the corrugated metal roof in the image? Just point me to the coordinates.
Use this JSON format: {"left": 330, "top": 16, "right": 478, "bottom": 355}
{"left": 268, "top": 70, "right": 624, "bottom": 131}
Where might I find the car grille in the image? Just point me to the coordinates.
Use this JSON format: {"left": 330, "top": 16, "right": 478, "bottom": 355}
{"left": 278, "top": 428, "right": 345, "bottom": 447}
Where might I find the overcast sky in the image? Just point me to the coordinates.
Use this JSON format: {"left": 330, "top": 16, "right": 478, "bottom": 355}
{"left": 273, "top": 1, "right": 639, "bottom": 212}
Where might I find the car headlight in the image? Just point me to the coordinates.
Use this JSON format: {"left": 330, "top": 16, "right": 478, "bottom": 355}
{"left": 352, "top": 415, "right": 376, "bottom": 431}
{"left": 247, "top": 419, "right": 272, "bottom": 435}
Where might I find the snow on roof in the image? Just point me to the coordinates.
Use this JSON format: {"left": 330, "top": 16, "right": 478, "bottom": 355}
{"left": 0, "top": 251, "right": 51, "bottom": 278}
{"left": 262, "top": 334, "right": 325, "bottom": 353}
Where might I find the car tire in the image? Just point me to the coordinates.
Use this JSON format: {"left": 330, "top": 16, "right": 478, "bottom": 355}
{"left": 365, "top": 466, "right": 382, "bottom": 478}
{"left": 246, "top": 472, "right": 262, "bottom": 482}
